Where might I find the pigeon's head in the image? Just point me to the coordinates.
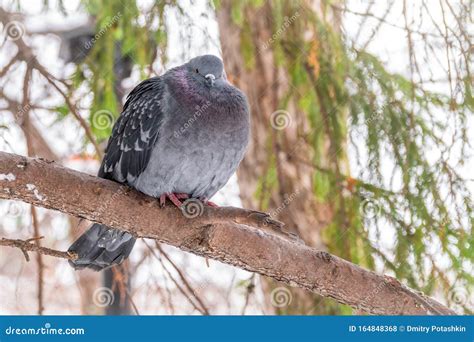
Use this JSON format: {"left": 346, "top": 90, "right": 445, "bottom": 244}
{"left": 187, "top": 55, "right": 226, "bottom": 87}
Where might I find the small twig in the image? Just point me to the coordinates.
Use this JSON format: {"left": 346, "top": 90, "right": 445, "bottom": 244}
{"left": 22, "top": 64, "right": 45, "bottom": 315}
{"left": 0, "top": 8, "right": 102, "bottom": 159}
{"left": 30, "top": 206, "right": 44, "bottom": 315}
{"left": 110, "top": 265, "right": 140, "bottom": 315}
{"left": 241, "top": 274, "right": 255, "bottom": 315}
{"left": 40, "top": 75, "right": 103, "bottom": 159}
{"left": 0, "top": 237, "right": 78, "bottom": 261}
{"left": 143, "top": 240, "right": 209, "bottom": 315}
{"left": 0, "top": 52, "right": 20, "bottom": 79}
{"left": 156, "top": 242, "right": 210, "bottom": 315}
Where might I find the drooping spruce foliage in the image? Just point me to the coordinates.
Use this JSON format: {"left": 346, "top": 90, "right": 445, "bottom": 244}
{"left": 68, "top": 0, "right": 172, "bottom": 140}
{"left": 43, "top": 0, "right": 472, "bottom": 312}
{"left": 217, "top": 0, "right": 472, "bottom": 313}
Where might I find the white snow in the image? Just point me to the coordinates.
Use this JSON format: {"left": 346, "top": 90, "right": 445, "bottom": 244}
{"left": 26, "top": 183, "right": 46, "bottom": 201}
{"left": 0, "top": 173, "right": 16, "bottom": 181}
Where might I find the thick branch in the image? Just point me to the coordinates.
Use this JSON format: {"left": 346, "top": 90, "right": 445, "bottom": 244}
{"left": 0, "top": 151, "right": 455, "bottom": 315}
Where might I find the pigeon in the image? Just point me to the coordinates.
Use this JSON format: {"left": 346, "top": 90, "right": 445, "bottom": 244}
{"left": 68, "top": 55, "right": 250, "bottom": 271}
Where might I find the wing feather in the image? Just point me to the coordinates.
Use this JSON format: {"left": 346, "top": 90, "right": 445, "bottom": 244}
{"left": 98, "top": 76, "right": 164, "bottom": 183}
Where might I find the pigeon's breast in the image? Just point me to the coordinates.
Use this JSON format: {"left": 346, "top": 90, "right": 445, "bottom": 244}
{"left": 133, "top": 86, "right": 249, "bottom": 198}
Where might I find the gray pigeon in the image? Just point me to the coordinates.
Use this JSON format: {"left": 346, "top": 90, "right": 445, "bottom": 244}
{"left": 68, "top": 55, "right": 250, "bottom": 271}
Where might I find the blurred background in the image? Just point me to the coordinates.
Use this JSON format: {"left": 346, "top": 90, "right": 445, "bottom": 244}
{"left": 0, "top": 0, "right": 472, "bottom": 315}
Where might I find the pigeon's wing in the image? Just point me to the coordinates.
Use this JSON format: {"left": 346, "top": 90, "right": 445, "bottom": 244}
{"left": 99, "top": 76, "right": 165, "bottom": 183}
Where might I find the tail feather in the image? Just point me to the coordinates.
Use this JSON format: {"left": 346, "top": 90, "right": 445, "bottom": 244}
{"left": 68, "top": 224, "right": 136, "bottom": 271}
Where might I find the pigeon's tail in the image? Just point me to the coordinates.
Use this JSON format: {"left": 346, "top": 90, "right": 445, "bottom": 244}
{"left": 68, "top": 224, "right": 136, "bottom": 272}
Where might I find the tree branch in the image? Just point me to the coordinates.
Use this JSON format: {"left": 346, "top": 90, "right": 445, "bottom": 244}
{"left": 0, "top": 236, "right": 77, "bottom": 261}
{"left": 0, "top": 151, "right": 455, "bottom": 315}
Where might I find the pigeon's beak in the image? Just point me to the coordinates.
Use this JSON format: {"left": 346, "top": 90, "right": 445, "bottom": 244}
{"left": 205, "top": 74, "right": 216, "bottom": 87}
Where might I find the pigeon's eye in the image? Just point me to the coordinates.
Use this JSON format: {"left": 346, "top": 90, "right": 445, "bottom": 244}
{"left": 195, "top": 68, "right": 199, "bottom": 73}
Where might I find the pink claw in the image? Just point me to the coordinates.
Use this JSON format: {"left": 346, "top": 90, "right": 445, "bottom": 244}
{"left": 175, "top": 193, "right": 190, "bottom": 200}
{"left": 160, "top": 194, "right": 217, "bottom": 208}
{"left": 199, "top": 197, "right": 219, "bottom": 207}
{"left": 160, "top": 193, "right": 190, "bottom": 207}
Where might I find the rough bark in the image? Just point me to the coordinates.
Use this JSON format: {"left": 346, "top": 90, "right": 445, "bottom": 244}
{"left": 0, "top": 151, "right": 455, "bottom": 315}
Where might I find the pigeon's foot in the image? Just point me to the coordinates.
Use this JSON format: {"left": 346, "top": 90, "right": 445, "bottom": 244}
{"left": 175, "top": 193, "right": 190, "bottom": 200}
{"left": 160, "top": 194, "right": 217, "bottom": 208}
{"left": 160, "top": 193, "right": 190, "bottom": 207}
{"left": 199, "top": 197, "right": 219, "bottom": 207}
